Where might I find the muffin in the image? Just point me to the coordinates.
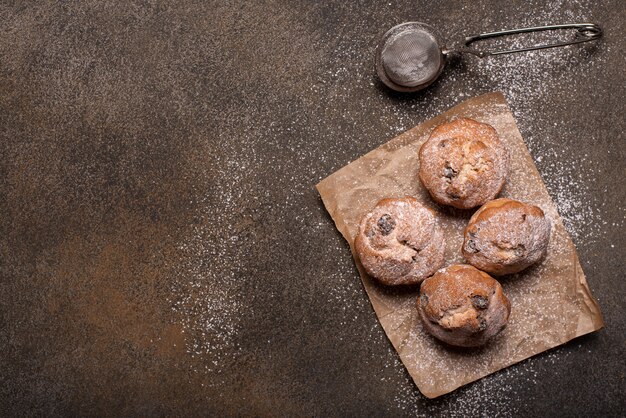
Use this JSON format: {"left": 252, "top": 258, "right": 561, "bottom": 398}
{"left": 462, "top": 198, "right": 551, "bottom": 275}
{"left": 417, "top": 264, "right": 511, "bottom": 347}
{"left": 354, "top": 197, "right": 445, "bottom": 286}
{"left": 418, "top": 118, "right": 509, "bottom": 209}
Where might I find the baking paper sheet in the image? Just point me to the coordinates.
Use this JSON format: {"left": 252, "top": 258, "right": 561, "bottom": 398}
{"left": 316, "top": 92, "right": 604, "bottom": 398}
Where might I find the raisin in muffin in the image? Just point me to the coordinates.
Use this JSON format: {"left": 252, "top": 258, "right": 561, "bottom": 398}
{"left": 354, "top": 197, "right": 445, "bottom": 286}
{"left": 462, "top": 198, "right": 551, "bottom": 275}
{"left": 417, "top": 264, "right": 511, "bottom": 347}
{"left": 418, "top": 118, "right": 509, "bottom": 209}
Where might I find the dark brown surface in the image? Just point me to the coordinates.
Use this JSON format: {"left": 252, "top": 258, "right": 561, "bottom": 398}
{"left": 0, "top": 1, "right": 624, "bottom": 416}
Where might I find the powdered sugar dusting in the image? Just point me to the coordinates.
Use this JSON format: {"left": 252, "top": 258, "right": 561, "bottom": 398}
{"left": 167, "top": 172, "right": 245, "bottom": 380}
{"left": 159, "top": 0, "right": 615, "bottom": 412}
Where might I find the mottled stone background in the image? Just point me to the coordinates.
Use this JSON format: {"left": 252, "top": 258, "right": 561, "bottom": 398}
{"left": 0, "top": 1, "right": 623, "bottom": 416}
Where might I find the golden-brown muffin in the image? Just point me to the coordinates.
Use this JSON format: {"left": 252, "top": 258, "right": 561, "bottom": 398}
{"left": 462, "top": 198, "right": 551, "bottom": 275}
{"left": 417, "top": 264, "right": 511, "bottom": 347}
{"left": 354, "top": 197, "right": 445, "bottom": 286}
{"left": 418, "top": 118, "right": 509, "bottom": 209}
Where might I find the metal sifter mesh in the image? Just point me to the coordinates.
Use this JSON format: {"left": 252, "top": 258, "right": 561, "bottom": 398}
{"left": 380, "top": 28, "right": 442, "bottom": 88}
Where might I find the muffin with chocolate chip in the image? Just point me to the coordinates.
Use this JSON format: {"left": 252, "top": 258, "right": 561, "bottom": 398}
{"left": 417, "top": 264, "right": 511, "bottom": 347}
{"left": 418, "top": 118, "right": 509, "bottom": 209}
{"left": 354, "top": 197, "right": 445, "bottom": 286}
{"left": 462, "top": 198, "right": 551, "bottom": 275}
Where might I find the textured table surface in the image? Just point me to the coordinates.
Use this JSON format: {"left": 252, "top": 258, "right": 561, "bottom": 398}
{"left": 0, "top": 1, "right": 624, "bottom": 416}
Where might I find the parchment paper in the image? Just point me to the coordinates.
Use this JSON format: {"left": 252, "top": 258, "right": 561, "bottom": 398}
{"left": 316, "top": 92, "right": 604, "bottom": 398}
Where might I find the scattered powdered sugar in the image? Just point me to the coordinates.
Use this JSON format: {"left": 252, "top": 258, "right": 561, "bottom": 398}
{"left": 390, "top": 360, "right": 536, "bottom": 417}
{"left": 531, "top": 147, "right": 612, "bottom": 244}
{"left": 385, "top": 340, "right": 583, "bottom": 417}
{"left": 167, "top": 177, "right": 244, "bottom": 379}
{"left": 162, "top": 0, "right": 618, "bottom": 411}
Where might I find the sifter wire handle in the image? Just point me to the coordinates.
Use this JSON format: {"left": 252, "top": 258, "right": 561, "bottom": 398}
{"left": 446, "top": 23, "right": 602, "bottom": 58}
